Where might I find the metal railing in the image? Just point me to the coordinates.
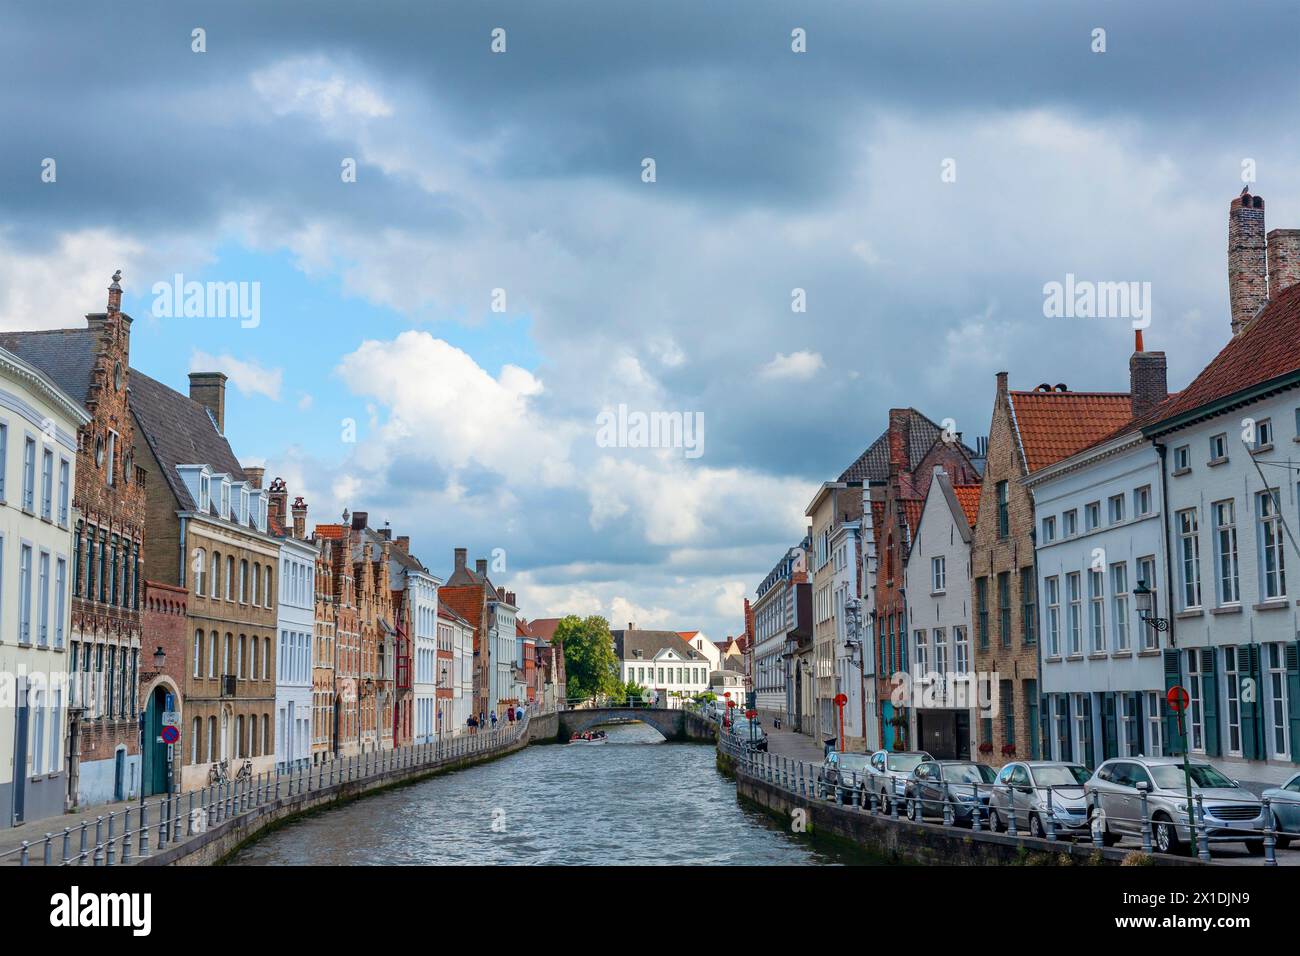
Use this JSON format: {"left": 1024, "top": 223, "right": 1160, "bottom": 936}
{"left": 716, "top": 735, "right": 1292, "bottom": 866}
{"left": 1, "top": 705, "right": 547, "bottom": 867}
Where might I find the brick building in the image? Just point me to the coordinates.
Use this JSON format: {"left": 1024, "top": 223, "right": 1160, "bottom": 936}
{"left": 140, "top": 581, "right": 188, "bottom": 796}
{"left": 970, "top": 374, "right": 1131, "bottom": 767}
{"left": 312, "top": 518, "right": 360, "bottom": 757}
{"left": 2, "top": 274, "right": 147, "bottom": 809}
{"left": 309, "top": 521, "right": 337, "bottom": 762}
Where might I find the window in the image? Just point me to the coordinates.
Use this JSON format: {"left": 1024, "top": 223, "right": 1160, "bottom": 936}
{"left": 1176, "top": 508, "right": 1202, "bottom": 608}
{"left": 1118, "top": 693, "right": 1137, "bottom": 757}
{"left": 1224, "top": 646, "right": 1243, "bottom": 756}
{"left": 1266, "top": 643, "right": 1291, "bottom": 760}
{"left": 1136, "top": 556, "right": 1158, "bottom": 650}
{"left": 194, "top": 547, "right": 206, "bottom": 596}
{"left": 40, "top": 448, "right": 53, "bottom": 519}
{"left": 930, "top": 556, "right": 945, "bottom": 593}
{"left": 191, "top": 717, "right": 201, "bottom": 764}
{"left": 0, "top": 422, "right": 6, "bottom": 499}
{"left": 105, "top": 430, "right": 116, "bottom": 486}
{"left": 1145, "top": 691, "right": 1163, "bottom": 757}
{"left": 1212, "top": 500, "right": 1240, "bottom": 605}
{"left": 1020, "top": 568, "right": 1036, "bottom": 644}
{"left": 208, "top": 630, "right": 217, "bottom": 678}
{"left": 933, "top": 627, "right": 948, "bottom": 680}
{"left": 914, "top": 629, "right": 928, "bottom": 678}
{"left": 1088, "top": 568, "right": 1105, "bottom": 653}
{"left": 239, "top": 559, "right": 248, "bottom": 603}
{"left": 1041, "top": 515, "right": 1056, "bottom": 542}
{"left": 54, "top": 558, "right": 66, "bottom": 648}
{"left": 1173, "top": 445, "right": 1190, "bottom": 472}
{"left": 1134, "top": 485, "right": 1151, "bottom": 516}
{"left": 22, "top": 436, "right": 36, "bottom": 510}
{"left": 1253, "top": 417, "right": 1273, "bottom": 450}
{"left": 31, "top": 689, "right": 45, "bottom": 776}
{"left": 198, "top": 473, "right": 210, "bottom": 513}
{"left": 57, "top": 458, "right": 69, "bottom": 525}
{"left": 1085, "top": 501, "right": 1101, "bottom": 531}
{"left": 1072, "top": 693, "right": 1091, "bottom": 766}
{"left": 997, "top": 571, "right": 1011, "bottom": 647}
{"left": 1185, "top": 649, "right": 1206, "bottom": 753}
{"left": 19, "top": 544, "right": 32, "bottom": 643}
{"left": 1045, "top": 576, "right": 1061, "bottom": 657}
{"left": 1067, "top": 572, "right": 1082, "bottom": 655}
{"left": 37, "top": 551, "right": 49, "bottom": 646}
{"left": 1209, "top": 433, "right": 1227, "bottom": 462}
{"left": 954, "top": 626, "right": 969, "bottom": 675}
{"left": 1108, "top": 494, "right": 1125, "bottom": 524}
{"left": 1063, "top": 509, "right": 1078, "bottom": 537}
{"left": 226, "top": 556, "right": 234, "bottom": 600}
{"left": 193, "top": 630, "right": 203, "bottom": 678}
{"left": 1109, "top": 562, "right": 1129, "bottom": 652}
{"left": 1001, "top": 679, "right": 1015, "bottom": 747}
{"left": 1257, "top": 490, "right": 1286, "bottom": 600}
{"left": 976, "top": 577, "right": 989, "bottom": 649}
{"left": 996, "top": 481, "right": 1009, "bottom": 537}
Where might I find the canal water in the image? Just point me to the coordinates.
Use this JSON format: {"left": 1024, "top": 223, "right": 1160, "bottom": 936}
{"left": 228, "top": 721, "right": 868, "bottom": 865}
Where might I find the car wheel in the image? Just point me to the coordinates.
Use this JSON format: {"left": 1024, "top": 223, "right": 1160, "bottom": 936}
{"left": 907, "top": 798, "right": 918, "bottom": 821}
{"left": 1153, "top": 815, "right": 1183, "bottom": 855}
{"left": 881, "top": 791, "right": 892, "bottom": 814}
{"left": 990, "top": 808, "right": 1005, "bottom": 832}
{"left": 1030, "top": 814, "right": 1045, "bottom": 839}
{"left": 1245, "top": 840, "right": 1265, "bottom": 856}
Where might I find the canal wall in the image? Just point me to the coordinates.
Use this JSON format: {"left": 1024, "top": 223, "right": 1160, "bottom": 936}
{"left": 726, "top": 754, "right": 1204, "bottom": 867}
{"left": 142, "top": 711, "right": 559, "bottom": 866}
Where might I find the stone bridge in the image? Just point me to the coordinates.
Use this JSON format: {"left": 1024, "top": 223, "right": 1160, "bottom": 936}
{"left": 558, "top": 707, "right": 717, "bottom": 743}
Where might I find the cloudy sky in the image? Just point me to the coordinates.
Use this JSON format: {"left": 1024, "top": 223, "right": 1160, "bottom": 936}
{"left": 3, "top": 1, "right": 1299, "bottom": 641}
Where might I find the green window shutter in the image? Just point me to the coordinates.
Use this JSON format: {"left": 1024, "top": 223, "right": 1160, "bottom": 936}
{"left": 1241, "top": 645, "right": 1261, "bottom": 761}
{"left": 1102, "top": 692, "right": 1118, "bottom": 760}
{"left": 1163, "top": 649, "right": 1183, "bottom": 754}
{"left": 1131, "top": 692, "right": 1146, "bottom": 757}
{"left": 1026, "top": 680, "right": 1040, "bottom": 759}
{"left": 1287, "top": 642, "right": 1300, "bottom": 765}
{"left": 1082, "top": 694, "right": 1095, "bottom": 769}
{"left": 1060, "top": 694, "right": 1072, "bottom": 762}
{"left": 1201, "top": 647, "right": 1221, "bottom": 757}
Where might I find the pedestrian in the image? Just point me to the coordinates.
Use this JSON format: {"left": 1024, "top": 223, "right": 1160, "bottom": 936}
{"left": 490, "top": 711, "right": 498, "bottom": 729}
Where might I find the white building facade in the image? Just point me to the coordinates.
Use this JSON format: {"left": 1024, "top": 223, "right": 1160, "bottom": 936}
{"left": 276, "top": 534, "right": 316, "bottom": 771}
{"left": 437, "top": 605, "right": 474, "bottom": 735}
{"left": 406, "top": 568, "right": 440, "bottom": 744}
{"left": 751, "top": 544, "right": 807, "bottom": 726}
{"left": 0, "top": 347, "right": 87, "bottom": 827}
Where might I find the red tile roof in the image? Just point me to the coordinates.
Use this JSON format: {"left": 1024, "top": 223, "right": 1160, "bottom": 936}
{"left": 1009, "top": 390, "right": 1134, "bottom": 473}
{"left": 313, "top": 524, "right": 346, "bottom": 540}
{"left": 901, "top": 500, "right": 924, "bottom": 536}
{"left": 952, "top": 483, "right": 982, "bottom": 528}
{"left": 1151, "top": 283, "right": 1300, "bottom": 426}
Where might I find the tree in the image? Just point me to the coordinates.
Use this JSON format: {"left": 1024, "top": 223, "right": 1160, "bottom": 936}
{"left": 553, "top": 615, "right": 620, "bottom": 700}
{"left": 619, "top": 679, "right": 649, "bottom": 705}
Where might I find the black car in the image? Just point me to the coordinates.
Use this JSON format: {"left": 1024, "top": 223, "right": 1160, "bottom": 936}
{"left": 817, "top": 751, "right": 872, "bottom": 803}
{"left": 905, "top": 760, "right": 997, "bottom": 826}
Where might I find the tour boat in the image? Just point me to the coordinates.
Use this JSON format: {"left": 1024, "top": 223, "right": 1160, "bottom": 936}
{"left": 568, "top": 730, "right": 609, "bottom": 745}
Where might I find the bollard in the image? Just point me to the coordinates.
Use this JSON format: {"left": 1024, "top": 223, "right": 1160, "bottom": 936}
{"left": 158, "top": 800, "right": 168, "bottom": 851}
{"left": 122, "top": 811, "right": 133, "bottom": 864}
{"left": 62, "top": 827, "right": 72, "bottom": 866}
{"left": 1044, "top": 788, "right": 1057, "bottom": 841}
{"left": 891, "top": 786, "right": 900, "bottom": 819}
{"left": 1262, "top": 796, "right": 1278, "bottom": 867}
{"left": 43, "top": 833, "right": 53, "bottom": 867}
{"left": 19, "top": 841, "right": 29, "bottom": 866}
{"left": 173, "top": 794, "right": 183, "bottom": 843}
{"left": 94, "top": 816, "right": 105, "bottom": 866}
{"left": 187, "top": 792, "right": 196, "bottom": 837}
{"left": 1195, "top": 794, "right": 1212, "bottom": 863}
{"left": 1139, "top": 784, "right": 1153, "bottom": 854}
{"left": 1088, "top": 793, "right": 1102, "bottom": 848}
{"left": 1007, "top": 786, "right": 1019, "bottom": 837}
{"left": 942, "top": 783, "right": 954, "bottom": 827}
{"left": 105, "top": 813, "right": 116, "bottom": 866}
{"left": 971, "top": 783, "right": 982, "bottom": 831}
{"left": 79, "top": 821, "right": 89, "bottom": 866}
{"left": 139, "top": 803, "right": 150, "bottom": 858}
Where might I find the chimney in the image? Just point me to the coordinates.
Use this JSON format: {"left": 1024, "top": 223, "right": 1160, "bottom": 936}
{"left": 351, "top": 510, "right": 368, "bottom": 530}
{"left": 107, "top": 269, "right": 123, "bottom": 313}
{"left": 395, "top": 536, "right": 410, "bottom": 553}
{"left": 291, "top": 496, "right": 308, "bottom": 539}
{"left": 243, "top": 466, "right": 265, "bottom": 489}
{"left": 267, "top": 477, "right": 288, "bottom": 530}
{"left": 628, "top": 622, "right": 635, "bottom": 631}
{"left": 188, "top": 371, "right": 228, "bottom": 434}
{"left": 454, "top": 547, "right": 467, "bottom": 571}
{"left": 1128, "top": 339, "right": 1168, "bottom": 420}
{"left": 1229, "top": 189, "right": 1268, "bottom": 335}
{"left": 475, "top": 558, "right": 488, "bottom": 576}
{"left": 887, "top": 408, "right": 911, "bottom": 476}
{"left": 1267, "top": 228, "right": 1300, "bottom": 299}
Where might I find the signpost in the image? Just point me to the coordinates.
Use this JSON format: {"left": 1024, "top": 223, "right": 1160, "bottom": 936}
{"left": 1167, "top": 684, "right": 1196, "bottom": 851}
{"left": 161, "top": 725, "right": 180, "bottom": 745}
{"left": 834, "top": 693, "right": 847, "bottom": 754}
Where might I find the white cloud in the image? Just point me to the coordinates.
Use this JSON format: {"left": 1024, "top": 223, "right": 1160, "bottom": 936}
{"left": 190, "top": 349, "right": 284, "bottom": 401}
{"left": 759, "top": 350, "right": 825, "bottom": 381}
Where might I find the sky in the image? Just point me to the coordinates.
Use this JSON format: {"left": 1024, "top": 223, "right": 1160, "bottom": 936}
{"left": 3, "top": 1, "right": 1299, "bottom": 642}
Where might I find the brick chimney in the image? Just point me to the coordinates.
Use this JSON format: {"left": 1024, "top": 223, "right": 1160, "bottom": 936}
{"left": 476, "top": 558, "right": 488, "bottom": 577}
{"left": 395, "top": 535, "right": 410, "bottom": 553}
{"left": 887, "top": 408, "right": 911, "bottom": 476}
{"left": 243, "top": 466, "right": 265, "bottom": 489}
{"left": 1267, "top": 228, "right": 1300, "bottom": 299}
{"left": 1128, "top": 335, "right": 1168, "bottom": 420}
{"left": 1229, "top": 189, "right": 1268, "bottom": 336}
{"left": 351, "top": 510, "right": 368, "bottom": 530}
{"left": 291, "top": 496, "right": 308, "bottom": 539}
{"left": 267, "top": 477, "right": 288, "bottom": 530}
{"left": 107, "top": 269, "right": 123, "bottom": 313}
{"left": 454, "top": 547, "right": 467, "bottom": 571}
{"left": 188, "top": 371, "right": 228, "bottom": 433}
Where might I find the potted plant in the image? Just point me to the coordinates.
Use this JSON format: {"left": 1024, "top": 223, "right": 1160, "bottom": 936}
{"left": 1000, "top": 743, "right": 1016, "bottom": 757}
{"left": 978, "top": 741, "right": 994, "bottom": 754}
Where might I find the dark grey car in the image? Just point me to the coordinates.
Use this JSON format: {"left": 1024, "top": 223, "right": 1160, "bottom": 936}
{"left": 904, "top": 760, "right": 997, "bottom": 826}
{"left": 817, "top": 752, "right": 872, "bottom": 803}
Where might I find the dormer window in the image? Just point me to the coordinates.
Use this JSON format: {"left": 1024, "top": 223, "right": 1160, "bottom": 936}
{"left": 240, "top": 487, "right": 249, "bottom": 525}
{"left": 220, "top": 480, "right": 230, "bottom": 519}
{"left": 198, "top": 474, "right": 211, "bottom": 512}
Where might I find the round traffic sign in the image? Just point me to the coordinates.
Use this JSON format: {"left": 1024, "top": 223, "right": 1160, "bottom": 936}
{"left": 161, "top": 725, "right": 180, "bottom": 745}
{"left": 746, "top": 710, "right": 757, "bottom": 719}
{"left": 834, "top": 693, "right": 848, "bottom": 707}
{"left": 1167, "top": 685, "right": 1190, "bottom": 712}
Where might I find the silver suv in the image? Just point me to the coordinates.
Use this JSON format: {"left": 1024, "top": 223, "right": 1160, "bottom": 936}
{"left": 988, "top": 761, "right": 1091, "bottom": 838}
{"left": 865, "top": 750, "right": 933, "bottom": 813}
{"left": 1085, "top": 757, "right": 1266, "bottom": 855}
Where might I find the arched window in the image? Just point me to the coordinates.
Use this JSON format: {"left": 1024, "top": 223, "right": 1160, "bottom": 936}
{"left": 237, "top": 635, "right": 246, "bottom": 679}
{"left": 263, "top": 637, "right": 270, "bottom": 680}
{"left": 209, "top": 630, "right": 218, "bottom": 677}
{"left": 264, "top": 714, "right": 271, "bottom": 755}
{"left": 194, "top": 548, "right": 206, "bottom": 596}
{"left": 193, "top": 630, "right": 203, "bottom": 679}
{"left": 191, "top": 716, "right": 201, "bottom": 764}
{"left": 252, "top": 563, "right": 260, "bottom": 607}
{"left": 207, "top": 716, "right": 217, "bottom": 762}
{"left": 225, "top": 556, "right": 234, "bottom": 600}
{"left": 239, "top": 560, "right": 248, "bottom": 603}
{"left": 211, "top": 551, "right": 220, "bottom": 598}
{"left": 223, "top": 633, "right": 232, "bottom": 675}
{"left": 236, "top": 715, "right": 246, "bottom": 758}
{"left": 249, "top": 715, "right": 258, "bottom": 757}
{"left": 264, "top": 565, "right": 274, "bottom": 607}
{"left": 250, "top": 638, "right": 258, "bottom": 682}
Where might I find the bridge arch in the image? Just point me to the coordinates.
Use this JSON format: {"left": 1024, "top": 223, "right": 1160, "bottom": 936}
{"left": 557, "top": 708, "right": 716, "bottom": 743}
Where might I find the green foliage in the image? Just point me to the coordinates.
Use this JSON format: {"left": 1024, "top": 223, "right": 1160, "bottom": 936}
{"left": 553, "top": 614, "right": 620, "bottom": 699}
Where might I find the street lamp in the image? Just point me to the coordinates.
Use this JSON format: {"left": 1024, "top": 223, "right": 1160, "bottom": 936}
{"left": 1133, "top": 580, "right": 1170, "bottom": 638}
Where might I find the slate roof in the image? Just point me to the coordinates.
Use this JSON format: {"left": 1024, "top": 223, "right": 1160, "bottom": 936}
{"left": 0, "top": 327, "right": 102, "bottom": 406}
{"left": 839, "top": 409, "right": 980, "bottom": 482}
{"left": 1007, "top": 389, "right": 1134, "bottom": 474}
{"left": 1148, "top": 283, "right": 1300, "bottom": 429}
{"left": 612, "top": 629, "right": 707, "bottom": 663}
{"left": 128, "top": 368, "right": 245, "bottom": 512}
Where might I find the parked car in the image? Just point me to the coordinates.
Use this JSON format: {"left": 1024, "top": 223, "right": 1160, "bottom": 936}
{"left": 1260, "top": 771, "right": 1300, "bottom": 849}
{"left": 728, "top": 716, "right": 768, "bottom": 752}
{"left": 865, "top": 750, "right": 933, "bottom": 812}
{"left": 1085, "top": 757, "right": 1267, "bottom": 855}
{"left": 904, "top": 760, "right": 997, "bottom": 825}
{"left": 988, "top": 761, "right": 1091, "bottom": 838}
{"left": 817, "top": 752, "right": 872, "bottom": 803}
